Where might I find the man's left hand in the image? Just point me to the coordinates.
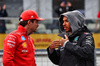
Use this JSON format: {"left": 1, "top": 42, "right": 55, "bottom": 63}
{"left": 60, "top": 35, "right": 69, "bottom": 46}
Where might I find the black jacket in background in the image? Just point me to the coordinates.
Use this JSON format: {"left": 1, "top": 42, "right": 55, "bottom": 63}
{"left": 55, "top": 6, "right": 67, "bottom": 17}
{"left": 55, "top": 6, "right": 74, "bottom": 17}
{"left": 0, "top": 9, "right": 8, "bottom": 33}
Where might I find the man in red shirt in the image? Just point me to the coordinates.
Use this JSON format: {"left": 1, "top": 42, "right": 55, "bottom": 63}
{"left": 2, "top": 10, "right": 44, "bottom": 66}
{"left": 97, "top": 11, "right": 100, "bottom": 18}
{"left": 95, "top": 11, "right": 100, "bottom": 31}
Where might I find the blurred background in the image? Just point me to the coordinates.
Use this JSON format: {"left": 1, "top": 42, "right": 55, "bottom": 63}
{"left": 0, "top": 0, "right": 100, "bottom": 66}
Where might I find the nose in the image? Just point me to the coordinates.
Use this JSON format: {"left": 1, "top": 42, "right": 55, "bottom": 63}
{"left": 63, "top": 22, "right": 66, "bottom": 26}
{"left": 37, "top": 24, "right": 39, "bottom": 27}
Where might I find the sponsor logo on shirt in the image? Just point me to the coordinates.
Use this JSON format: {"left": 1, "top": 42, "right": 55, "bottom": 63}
{"left": 22, "top": 42, "right": 27, "bottom": 48}
{"left": 74, "top": 36, "right": 79, "bottom": 41}
{"left": 86, "top": 36, "right": 92, "bottom": 46}
{"left": 22, "top": 50, "right": 28, "bottom": 53}
{"left": 8, "top": 40, "right": 16, "bottom": 44}
{"left": 21, "top": 36, "right": 25, "bottom": 40}
{"left": 9, "top": 35, "right": 16, "bottom": 38}
{"left": 7, "top": 43, "right": 15, "bottom": 48}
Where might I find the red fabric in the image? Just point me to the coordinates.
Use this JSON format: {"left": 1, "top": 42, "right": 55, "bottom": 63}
{"left": 3, "top": 25, "right": 36, "bottom": 66}
{"left": 97, "top": 11, "right": 100, "bottom": 18}
{"left": 20, "top": 10, "right": 44, "bottom": 21}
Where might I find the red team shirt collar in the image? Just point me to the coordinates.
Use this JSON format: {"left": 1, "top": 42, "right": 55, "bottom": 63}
{"left": 17, "top": 25, "right": 28, "bottom": 36}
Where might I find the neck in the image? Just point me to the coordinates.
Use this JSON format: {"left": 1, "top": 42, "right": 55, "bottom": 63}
{"left": 24, "top": 26, "right": 31, "bottom": 35}
{"left": 69, "top": 32, "right": 72, "bottom": 35}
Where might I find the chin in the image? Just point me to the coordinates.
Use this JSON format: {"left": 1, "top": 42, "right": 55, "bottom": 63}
{"left": 33, "top": 30, "right": 36, "bottom": 32}
{"left": 65, "top": 30, "right": 69, "bottom": 32}
{"left": 65, "top": 30, "right": 70, "bottom": 32}
{"left": 29, "top": 32, "right": 34, "bottom": 35}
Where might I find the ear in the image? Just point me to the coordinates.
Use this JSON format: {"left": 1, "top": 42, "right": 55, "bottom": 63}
{"left": 27, "top": 20, "right": 32, "bottom": 25}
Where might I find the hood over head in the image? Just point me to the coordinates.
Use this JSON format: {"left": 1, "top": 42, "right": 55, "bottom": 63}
{"left": 59, "top": 10, "right": 85, "bottom": 34}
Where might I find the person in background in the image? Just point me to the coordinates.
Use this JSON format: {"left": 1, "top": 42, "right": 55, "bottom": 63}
{"left": 95, "top": 10, "right": 100, "bottom": 33}
{"left": 55, "top": 1, "right": 67, "bottom": 17}
{"left": 55, "top": 1, "right": 74, "bottom": 17}
{"left": 0, "top": 4, "right": 8, "bottom": 17}
{"left": 0, "top": 4, "right": 8, "bottom": 33}
{"left": 47, "top": 10, "right": 95, "bottom": 66}
{"left": 3, "top": 10, "right": 44, "bottom": 66}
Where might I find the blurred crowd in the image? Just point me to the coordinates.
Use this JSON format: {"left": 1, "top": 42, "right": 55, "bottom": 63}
{"left": 0, "top": 4, "right": 8, "bottom": 33}
{"left": 55, "top": 1, "right": 74, "bottom": 17}
{"left": 0, "top": 1, "right": 100, "bottom": 34}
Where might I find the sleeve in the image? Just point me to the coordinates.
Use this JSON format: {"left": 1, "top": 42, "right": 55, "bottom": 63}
{"left": 47, "top": 47, "right": 60, "bottom": 65}
{"left": 3, "top": 34, "right": 18, "bottom": 66}
{"left": 64, "top": 34, "right": 95, "bottom": 61}
{"left": 97, "top": 11, "right": 100, "bottom": 18}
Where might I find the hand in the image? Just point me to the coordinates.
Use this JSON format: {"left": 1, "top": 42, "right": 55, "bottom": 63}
{"left": 50, "top": 40, "right": 61, "bottom": 49}
{"left": 60, "top": 35, "right": 69, "bottom": 46}
{"left": 67, "top": 2, "right": 72, "bottom": 7}
{"left": 3, "top": 4, "right": 6, "bottom": 10}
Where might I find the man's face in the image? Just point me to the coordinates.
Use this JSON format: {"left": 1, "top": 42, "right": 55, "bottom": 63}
{"left": 29, "top": 20, "right": 39, "bottom": 33}
{"left": 63, "top": 16, "right": 71, "bottom": 32}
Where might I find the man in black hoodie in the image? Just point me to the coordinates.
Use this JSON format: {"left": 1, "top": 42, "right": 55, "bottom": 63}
{"left": 47, "top": 10, "right": 95, "bottom": 66}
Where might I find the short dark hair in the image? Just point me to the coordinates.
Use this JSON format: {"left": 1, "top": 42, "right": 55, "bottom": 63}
{"left": 18, "top": 17, "right": 36, "bottom": 27}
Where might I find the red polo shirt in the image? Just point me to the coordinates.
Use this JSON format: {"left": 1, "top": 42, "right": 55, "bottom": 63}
{"left": 97, "top": 11, "right": 100, "bottom": 18}
{"left": 3, "top": 25, "right": 36, "bottom": 66}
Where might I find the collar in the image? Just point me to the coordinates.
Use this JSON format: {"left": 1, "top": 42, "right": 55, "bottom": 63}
{"left": 17, "top": 25, "right": 28, "bottom": 36}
